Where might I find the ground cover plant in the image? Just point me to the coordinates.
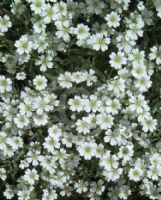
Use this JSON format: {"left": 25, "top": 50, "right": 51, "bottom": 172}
{"left": 1, "top": 0, "right": 161, "bottom": 199}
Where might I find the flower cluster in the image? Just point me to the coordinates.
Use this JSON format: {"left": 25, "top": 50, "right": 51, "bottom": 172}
{"left": 0, "top": 15, "right": 12, "bottom": 36}
{"left": 0, "top": 0, "right": 161, "bottom": 200}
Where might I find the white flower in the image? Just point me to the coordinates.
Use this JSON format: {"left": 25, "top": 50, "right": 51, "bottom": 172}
{"left": 20, "top": 159, "right": 30, "bottom": 169}
{"left": 108, "top": 78, "right": 126, "bottom": 95}
{"left": 128, "top": 167, "right": 143, "bottom": 182}
{"left": 89, "top": 33, "right": 111, "bottom": 51}
{"left": 137, "top": 1, "right": 145, "bottom": 11}
{"left": 33, "top": 113, "right": 48, "bottom": 126}
{"left": 53, "top": 148, "right": 67, "bottom": 164}
{"left": 131, "top": 64, "right": 147, "bottom": 79}
{"left": 17, "top": 190, "right": 30, "bottom": 200}
{"left": 72, "top": 72, "right": 85, "bottom": 84}
{"left": 39, "top": 155, "right": 56, "bottom": 171}
{"left": 126, "top": 25, "right": 143, "bottom": 40}
{"left": 74, "top": 23, "right": 90, "bottom": 40}
{"left": 0, "top": 132, "right": 7, "bottom": 150}
{"left": 97, "top": 113, "right": 114, "bottom": 130}
{"left": 56, "top": 24, "right": 73, "bottom": 42}
{"left": 54, "top": 14, "right": 70, "bottom": 28}
{"left": 116, "top": 34, "right": 136, "bottom": 53}
{"left": 15, "top": 35, "right": 33, "bottom": 55}
{"left": 51, "top": 171, "right": 67, "bottom": 187}
{"left": 84, "top": 95, "right": 101, "bottom": 113}
{"left": 149, "top": 185, "right": 161, "bottom": 200}
{"left": 48, "top": 125, "right": 62, "bottom": 139}
{"left": 20, "top": 87, "right": 34, "bottom": 101}
{"left": 108, "top": 186, "right": 119, "bottom": 200}
{"left": 109, "top": 51, "right": 127, "bottom": 69}
{"left": 30, "top": 0, "right": 45, "bottom": 14}
{"left": 100, "top": 152, "right": 119, "bottom": 171}
{"left": 24, "top": 168, "right": 39, "bottom": 185}
{"left": 119, "top": 185, "right": 131, "bottom": 200}
{"left": 142, "top": 8, "right": 153, "bottom": 25}
{"left": 76, "top": 117, "right": 91, "bottom": 134}
{"left": 54, "top": 2, "right": 68, "bottom": 16}
{"left": 78, "top": 142, "right": 96, "bottom": 160}
{"left": 135, "top": 75, "right": 152, "bottom": 92}
{"left": 90, "top": 180, "right": 105, "bottom": 195}
{"left": 141, "top": 116, "right": 157, "bottom": 132}
{"left": 33, "top": 35, "right": 48, "bottom": 53}
{"left": 104, "top": 129, "right": 122, "bottom": 146}
{"left": 129, "top": 49, "right": 145, "bottom": 65}
{"left": 86, "top": 0, "right": 105, "bottom": 15}
{"left": 43, "top": 136, "right": 60, "bottom": 152}
{"left": 19, "top": 102, "right": 32, "bottom": 117}
{"left": 68, "top": 96, "right": 84, "bottom": 112}
{"left": 33, "top": 75, "right": 47, "bottom": 90}
{"left": 33, "top": 21, "right": 46, "bottom": 33}
{"left": 26, "top": 150, "right": 40, "bottom": 166}
{"left": 147, "top": 165, "right": 160, "bottom": 180}
{"left": 16, "top": 72, "right": 26, "bottom": 80}
{"left": 0, "top": 168, "right": 7, "bottom": 181}
{"left": 34, "top": 96, "right": 52, "bottom": 114}
{"left": 129, "top": 95, "right": 148, "bottom": 114}
{"left": 58, "top": 72, "right": 73, "bottom": 88}
{"left": 149, "top": 46, "right": 161, "bottom": 64}
{"left": 95, "top": 144, "right": 104, "bottom": 158}
{"left": 42, "top": 3, "right": 56, "bottom": 23}
{"left": 106, "top": 98, "right": 121, "bottom": 115}
{"left": 0, "top": 76, "right": 12, "bottom": 93}
{"left": 118, "top": 144, "right": 134, "bottom": 163}
{"left": 62, "top": 133, "right": 73, "bottom": 148}
{"left": 42, "top": 190, "right": 58, "bottom": 200}
{"left": 84, "top": 69, "right": 97, "bottom": 86}
{"left": 104, "top": 167, "right": 123, "bottom": 181}
{"left": 49, "top": 93, "right": 59, "bottom": 107}
{"left": 35, "top": 55, "right": 53, "bottom": 72}
{"left": 150, "top": 153, "right": 161, "bottom": 166}
{"left": 86, "top": 114, "right": 98, "bottom": 129}
{"left": 3, "top": 185, "right": 15, "bottom": 199}
{"left": 3, "top": 144, "right": 14, "bottom": 157}
{"left": 7, "top": 136, "right": 23, "bottom": 150}
{"left": 14, "top": 114, "right": 29, "bottom": 129}
{"left": 0, "top": 15, "right": 12, "bottom": 35}
{"left": 105, "top": 12, "right": 121, "bottom": 28}
{"left": 74, "top": 180, "right": 88, "bottom": 194}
